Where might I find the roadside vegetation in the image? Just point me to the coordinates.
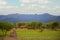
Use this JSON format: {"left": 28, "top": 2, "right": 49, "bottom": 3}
{"left": 0, "top": 21, "right": 60, "bottom": 40}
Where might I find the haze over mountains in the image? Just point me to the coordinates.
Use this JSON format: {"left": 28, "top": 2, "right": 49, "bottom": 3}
{"left": 0, "top": 13, "right": 60, "bottom": 23}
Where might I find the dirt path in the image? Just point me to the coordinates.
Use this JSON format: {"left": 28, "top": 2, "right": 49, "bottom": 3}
{"left": 4, "top": 36, "right": 19, "bottom": 40}
{"left": 4, "top": 29, "right": 20, "bottom": 40}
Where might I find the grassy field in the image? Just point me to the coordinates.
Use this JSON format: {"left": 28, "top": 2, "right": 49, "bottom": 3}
{"left": 0, "top": 29, "right": 60, "bottom": 40}
{"left": 16, "top": 29, "right": 60, "bottom": 40}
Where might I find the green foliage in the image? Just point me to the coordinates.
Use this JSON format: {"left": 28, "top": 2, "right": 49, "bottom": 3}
{"left": 18, "top": 22, "right": 25, "bottom": 27}
{"left": 25, "top": 22, "right": 36, "bottom": 29}
{"left": 0, "top": 22, "right": 14, "bottom": 36}
{"left": 17, "top": 21, "right": 60, "bottom": 30}
{"left": 0, "top": 22, "right": 14, "bottom": 31}
{"left": 25, "top": 22, "right": 43, "bottom": 29}
{"left": 46, "top": 22, "right": 60, "bottom": 30}
{"left": 51, "top": 22, "right": 59, "bottom": 29}
{"left": 36, "top": 22, "right": 43, "bottom": 29}
{"left": 46, "top": 24, "right": 51, "bottom": 29}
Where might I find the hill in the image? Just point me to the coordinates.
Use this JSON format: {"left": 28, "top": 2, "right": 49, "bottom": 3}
{"left": 0, "top": 13, "right": 60, "bottom": 23}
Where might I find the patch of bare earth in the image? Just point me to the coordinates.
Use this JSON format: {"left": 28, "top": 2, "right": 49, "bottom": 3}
{"left": 4, "top": 36, "right": 19, "bottom": 40}
{"left": 4, "top": 29, "right": 19, "bottom": 40}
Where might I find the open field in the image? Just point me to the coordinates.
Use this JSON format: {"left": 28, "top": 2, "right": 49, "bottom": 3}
{"left": 0, "top": 29, "right": 60, "bottom": 40}
{"left": 16, "top": 29, "right": 60, "bottom": 40}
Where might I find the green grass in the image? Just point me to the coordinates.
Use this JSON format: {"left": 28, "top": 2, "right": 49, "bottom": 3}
{"left": 0, "top": 30, "right": 3, "bottom": 36}
{"left": 0, "top": 30, "right": 10, "bottom": 37}
{"left": 16, "top": 29, "right": 60, "bottom": 40}
{"left": 0, "top": 29, "right": 60, "bottom": 40}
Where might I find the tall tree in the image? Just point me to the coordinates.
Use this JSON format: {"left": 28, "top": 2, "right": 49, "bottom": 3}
{"left": 18, "top": 22, "right": 25, "bottom": 27}
{"left": 0, "top": 22, "right": 14, "bottom": 37}
{"left": 51, "top": 22, "right": 59, "bottom": 30}
{"left": 25, "top": 22, "right": 43, "bottom": 29}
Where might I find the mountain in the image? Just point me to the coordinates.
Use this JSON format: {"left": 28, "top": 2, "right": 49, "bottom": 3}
{"left": 0, "top": 13, "right": 60, "bottom": 23}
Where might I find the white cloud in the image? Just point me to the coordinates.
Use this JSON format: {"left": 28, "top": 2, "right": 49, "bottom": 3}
{"left": 20, "top": 0, "right": 30, "bottom": 3}
{"left": 20, "top": 0, "right": 52, "bottom": 4}
{"left": 0, "top": 1, "right": 7, "bottom": 5}
{"left": 38, "top": 0, "right": 51, "bottom": 4}
{"left": 0, "top": 0, "right": 7, "bottom": 9}
{"left": 6, "top": 6, "right": 18, "bottom": 9}
{"left": 20, "top": 0, "right": 37, "bottom": 3}
{"left": 0, "top": 5, "right": 60, "bottom": 15}
{"left": 0, "top": 0, "right": 18, "bottom": 9}
{"left": 0, "top": 0, "right": 60, "bottom": 15}
{"left": 0, "top": 6, "right": 17, "bottom": 9}
{"left": 0, "top": 0, "right": 7, "bottom": 5}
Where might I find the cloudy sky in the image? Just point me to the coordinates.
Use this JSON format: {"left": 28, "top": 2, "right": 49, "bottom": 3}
{"left": 0, "top": 0, "right": 60, "bottom": 15}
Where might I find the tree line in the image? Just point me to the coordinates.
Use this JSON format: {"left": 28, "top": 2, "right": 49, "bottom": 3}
{"left": 0, "top": 21, "right": 60, "bottom": 37}
{"left": 18, "top": 21, "right": 60, "bottom": 30}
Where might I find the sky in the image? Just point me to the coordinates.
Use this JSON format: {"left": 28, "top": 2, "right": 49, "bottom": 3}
{"left": 0, "top": 0, "right": 60, "bottom": 15}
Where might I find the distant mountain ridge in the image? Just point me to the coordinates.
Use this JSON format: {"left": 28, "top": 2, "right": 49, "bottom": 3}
{"left": 0, "top": 13, "right": 60, "bottom": 23}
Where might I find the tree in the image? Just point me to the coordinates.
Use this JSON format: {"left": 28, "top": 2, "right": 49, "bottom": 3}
{"left": 0, "top": 22, "right": 14, "bottom": 37}
{"left": 25, "top": 22, "right": 43, "bottom": 30}
{"left": 36, "top": 22, "right": 43, "bottom": 29}
{"left": 25, "top": 22, "right": 36, "bottom": 29}
{"left": 18, "top": 22, "right": 25, "bottom": 28}
{"left": 50, "top": 22, "right": 59, "bottom": 30}
{"left": 36, "top": 22, "right": 44, "bottom": 32}
{"left": 46, "top": 24, "right": 51, "bottom": 29}
{"left": 46, "top": 22, "right": 59, "bottom": 30}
